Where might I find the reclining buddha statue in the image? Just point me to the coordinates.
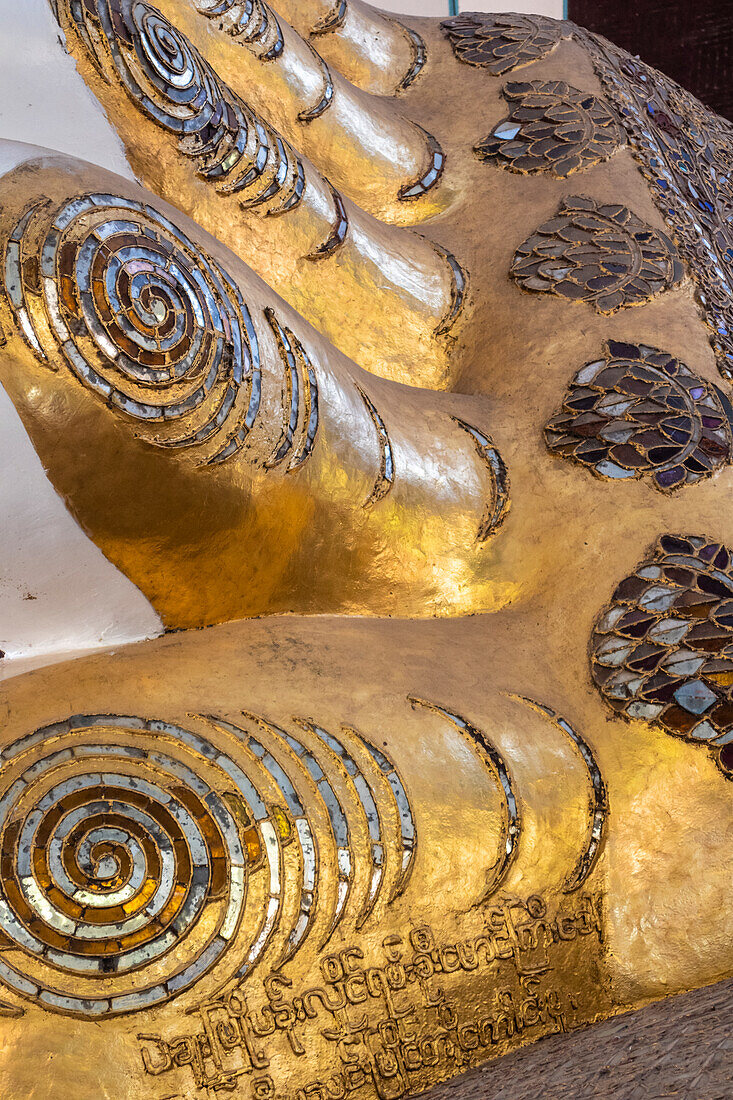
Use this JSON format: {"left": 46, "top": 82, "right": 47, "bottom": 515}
{"left": 0, "top": 1, "right": 732, "bottom": 1096}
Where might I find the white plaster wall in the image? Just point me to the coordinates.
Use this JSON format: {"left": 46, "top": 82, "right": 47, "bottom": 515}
{"left": 381, "top": 1, "right": 564, "bottom": 17}
{"left": 0, "top": 3, "right": 162, "bottom": 676}
{"left": 0, "top": 0, "right": 133, "bottom": 178}
{"left": 0, "top": 0, "right": 163, "bottom": 680}
{"left": 0, "top": 374, "right": 163, "bottom": 671}
{"left": 0, "top": 137, "right": 161, "bottom": 672}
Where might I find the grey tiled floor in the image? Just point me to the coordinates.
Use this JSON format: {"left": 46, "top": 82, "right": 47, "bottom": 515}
{"left": 421, "top": 978, "right": 733, "bottom": 1100}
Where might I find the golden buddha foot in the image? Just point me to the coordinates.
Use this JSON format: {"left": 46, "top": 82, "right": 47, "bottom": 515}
{"left": 0, "top": 3, "right": 731, "bottom": 1098}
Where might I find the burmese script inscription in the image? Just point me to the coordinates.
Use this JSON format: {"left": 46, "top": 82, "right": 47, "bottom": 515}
{"left": 138, "top": 893, "right": 605, "bottom": 1097}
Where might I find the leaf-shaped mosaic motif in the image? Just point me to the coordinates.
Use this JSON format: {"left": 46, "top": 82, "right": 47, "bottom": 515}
{"left": 546, "top": 341, "right": 733, "bottom": 490}
{"left": 511, "top": 196, "right": 685, "bottom": 313}
{"left": 476, "top": 80, "right": 624, "bottom": 178}
{"left": 592, "top": 534, "right": 733, "bottom": 777}
{"left": 578, "top": 30, "right": 733, "bottom": 379}
{"left": 441, "top": 13, "right": 567, "bottom": 75}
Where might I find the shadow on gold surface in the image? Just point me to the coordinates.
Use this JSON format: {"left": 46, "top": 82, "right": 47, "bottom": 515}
{"left": 1, "top": 1, "right": 733, "bottom": 1096}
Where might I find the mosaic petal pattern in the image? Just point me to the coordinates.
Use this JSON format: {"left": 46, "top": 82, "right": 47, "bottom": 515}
{"left": 311, "top": 0, "right": 348, "bottom": 36}
{"left": 357, "top": 385, "right": 395, "bottom": 507}
{"left": 591, "top": 535, "right": 733, "bottom": 777}
{"left": 476, "top": 80, "right": 624, "bottom": 178}
{"left": 511, "top": 196, "right": 685, "bottom": 313}
{"left": 545, "top": 342, "right": 733, "bottom": 490}
{"left": 0, "top": 712, "right": 416, "bottom": 1017}
{"left": 577, "top": 30, "right": 733, "bottom": 380}
{"left": 398, "top": 127, "right": 446, "bottom": 202}
{"left": 399, "top": 26, "right": 428, "bottom": 92}
{"left": 3, "top": 194, "right": 260, "bottom": 465}
{"left": 440, "top": 13, "right": 567, "bottom": 75}
{"left": 452, "top": 417, "right": 511, "bottom": 541}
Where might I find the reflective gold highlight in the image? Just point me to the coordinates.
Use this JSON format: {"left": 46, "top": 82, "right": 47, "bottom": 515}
{"left": 1, "top": 2, "right": 733, "bottom": 1098}
{"left": 0, "top": 160, "right": 509, "bottom": 628}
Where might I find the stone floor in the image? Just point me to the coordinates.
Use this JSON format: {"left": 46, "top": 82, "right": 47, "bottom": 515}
{"left": 421, "top": 977, "right": 733, "bottom": 1100}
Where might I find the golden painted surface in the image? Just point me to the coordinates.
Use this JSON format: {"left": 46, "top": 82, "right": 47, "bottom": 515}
{"left": 0, "top": 616, "right": 731, "bottom": 1098}
{"left": 1, "top": 2, "right": 733, "bottom": 1098}
{"left": 0, "top": 161, "right": 511, "bottom": 628}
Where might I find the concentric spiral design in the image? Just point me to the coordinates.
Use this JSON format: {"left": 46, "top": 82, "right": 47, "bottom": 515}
{"left": 4, "top": 194, "right": 260, "bottom": 463}
{"left": 114, "top": 4, "right": 222, "bottom": 134}
{"left": 66, "top": 1, "right": 305, "bottom": 210}
{"left": 0, "top": 715, "right": 262, "bottom": 1016}
{"left": 0, "top": 712, "right": 416, "bottom": 1017}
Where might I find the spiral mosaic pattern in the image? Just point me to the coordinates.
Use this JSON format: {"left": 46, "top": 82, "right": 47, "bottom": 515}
{"left": 4, "top": 194, "right": 260, "bottom": 463}
{"left": 67, "top": 0, "right": 305, "bottom": 211}
{"left": 0, "top": 712, "right": 416, "bottom": 1017}
{"left": 106, "top": 2, "right": 222, "bottom": 134}
{"left": 0, "top": 715, "right": 260, "bottom": 1017}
